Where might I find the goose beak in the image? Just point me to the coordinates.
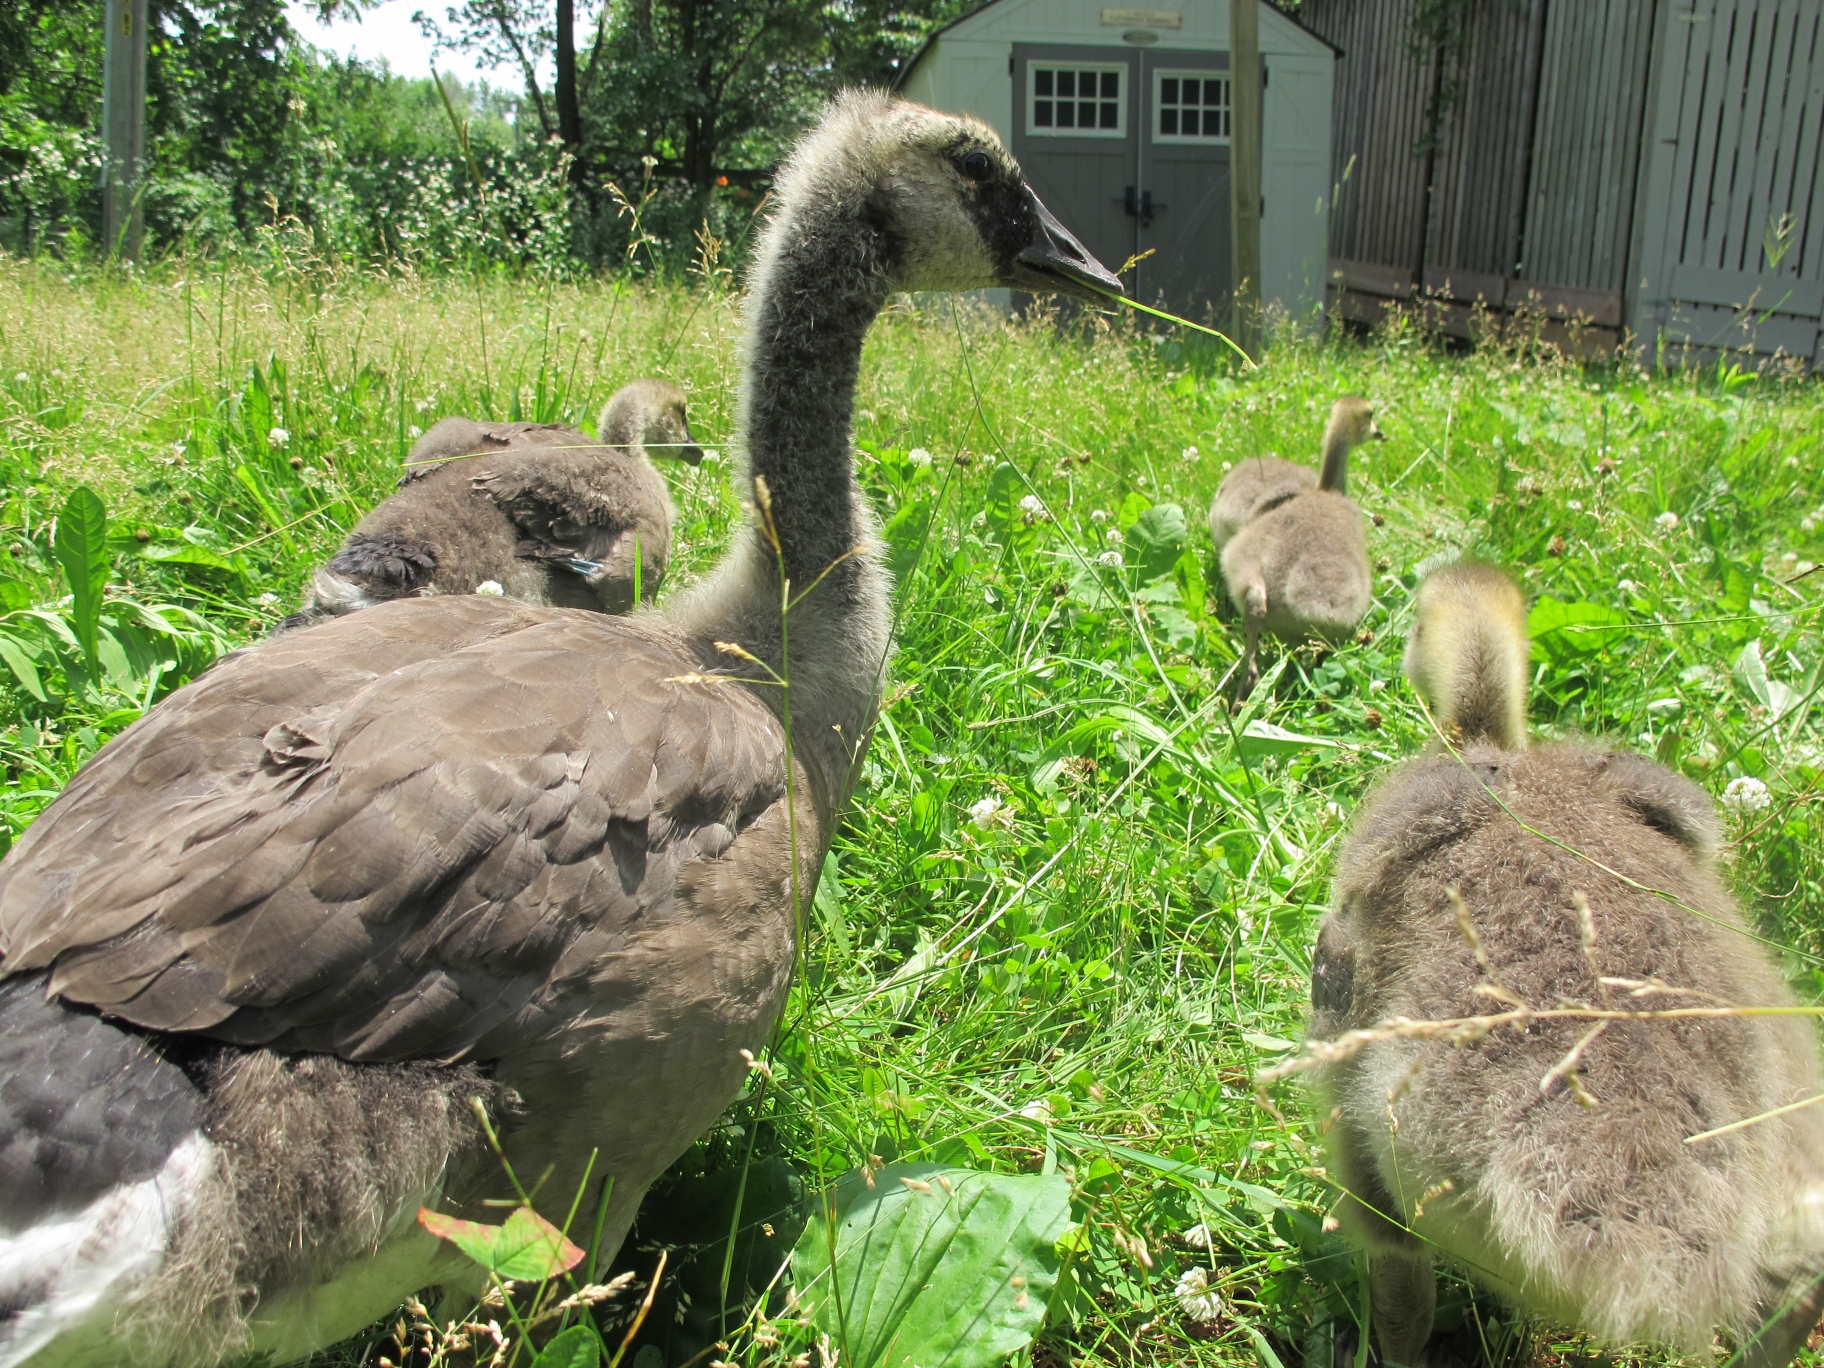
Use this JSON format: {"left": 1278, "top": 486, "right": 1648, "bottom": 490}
{"left": 1011, "top": 183, "right": 1125, "bottom": 300}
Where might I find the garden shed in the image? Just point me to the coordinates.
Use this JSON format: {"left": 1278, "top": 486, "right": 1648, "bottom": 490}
{"left": 896, "top": 0, "right": 1338, "bottom": 323}
{"left": 1301, "top": 0, "right": 1824, "bottom": 366}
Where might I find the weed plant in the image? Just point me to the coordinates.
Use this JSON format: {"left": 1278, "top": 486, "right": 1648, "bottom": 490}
{"left": 2, "top": 253, "right": 1823, "bottom": 1368}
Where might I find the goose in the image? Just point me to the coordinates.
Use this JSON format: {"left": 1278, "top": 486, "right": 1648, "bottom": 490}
{"left": 0, "top": 91, "right": 1121, "bottom": 1367}
{"left": 282, "top": 379, "right": 701, "bottom": 630}
{"left": 1218, "top": 398, "right": 1381, "bottom": 699}
{"left": 1307, "top": 561, "right": 1824, "bottom": 1368}
{"left": 1206, "top": 395, "right": 1381, "bottom": 553}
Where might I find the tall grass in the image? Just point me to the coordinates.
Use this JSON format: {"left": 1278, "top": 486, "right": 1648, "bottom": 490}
{"left": 3, "top": 254, "right": 1824, "bottom": 1368}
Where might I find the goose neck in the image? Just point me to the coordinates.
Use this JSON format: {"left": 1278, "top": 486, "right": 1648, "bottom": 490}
{"left": 1318, "top": 431, "right": 1351, "bottom": 494}
{"left": 739, "top": 243, "right": 887, "bottom": 589}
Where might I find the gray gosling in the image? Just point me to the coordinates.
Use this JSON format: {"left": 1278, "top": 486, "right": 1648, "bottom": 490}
{"left": 1207, "top": 395, "right": 1383, "bottom": 552}
{"left": 0, "top": 91, "right": 1120, "bottom": 1367}
{"left": 1219, "top": 396, "right": 1382, "bottom": 699}
{"left": 284, "top": 378, "right": 700, "bottom": 629}
{"left": 1308, "top": 560, "right": 1824, "bottom": 1368}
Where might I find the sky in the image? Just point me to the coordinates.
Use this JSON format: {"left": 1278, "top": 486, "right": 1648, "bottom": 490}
{"left": 284, "top": 0, "right": 552, "bottom": 89}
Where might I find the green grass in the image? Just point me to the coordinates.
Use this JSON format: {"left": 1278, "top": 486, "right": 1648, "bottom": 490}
{"left": 4, "top": 253, "right": 1824, "bottom": 1368}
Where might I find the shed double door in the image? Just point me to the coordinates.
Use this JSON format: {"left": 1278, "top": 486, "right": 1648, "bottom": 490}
{"left": 1011, "top": 43, "right": 1235, "bottom": 321}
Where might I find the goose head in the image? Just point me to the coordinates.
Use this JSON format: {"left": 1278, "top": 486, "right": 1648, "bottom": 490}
{"left": 1328, "top": 395, "right": 1385, "bottom": 450}
{"left": 599, "top": 378, "right": 703, "bottom": 465}
{"left": 770, "top": 92, "right": 1125, "bottom": 301}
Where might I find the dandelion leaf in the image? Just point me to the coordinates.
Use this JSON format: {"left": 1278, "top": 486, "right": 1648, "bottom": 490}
{"left": 791, "top": 1162, "right": 1069, "bottom": 1368}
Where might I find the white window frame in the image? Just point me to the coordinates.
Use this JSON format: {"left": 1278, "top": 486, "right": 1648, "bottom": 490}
{"left": 1152, "top": 69, "right": 1230, "bottom": 144}
{"left": 1027, "top": 62, "right": 1127, "bottom": 139}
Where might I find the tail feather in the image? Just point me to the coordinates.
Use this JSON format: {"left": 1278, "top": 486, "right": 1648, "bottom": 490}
{"left": 1402, "top": 562, "right": 1529, "bottom": 749}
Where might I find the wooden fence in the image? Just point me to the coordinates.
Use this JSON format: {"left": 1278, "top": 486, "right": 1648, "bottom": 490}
{"left": 1300, "top": 0, "right": 1824, "bottom": 366}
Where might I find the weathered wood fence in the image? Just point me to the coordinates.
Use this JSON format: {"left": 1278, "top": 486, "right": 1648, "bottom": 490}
{"left": 1299, "top": 0, "right": 1824, "bottom": 366}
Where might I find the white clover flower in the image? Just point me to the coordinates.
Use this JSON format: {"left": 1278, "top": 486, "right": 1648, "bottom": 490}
{"left": 255, "top": 591, "right": 279, "bottom": 607}
{"left": 475, "top": 580, "right": 505, "bottom": 596}
{"left": 1656, "top": 511, "right": 1680, "bottom": 532}
{"left": 1787, "top": 456, "right": 1802, "bottom": 469}
{"left": 1566, "top": 500, "right": 1583, "bottom": 511}
{"left": 1618, "top": 579, "right": 1637, "bottom": 592}
{"left": 1106, "top": 526, "right": 1124, "bottom": 545}
{"left": 1018, "top": 494, "right": 1049, "bottom": 521}
{"left": 1090, "top": 509, "right": 1109, "bottom": 525}
{"left": 1095, "top": 550, "right": 1124, "bottom": 568}
{"left": 1181, "top": 1223, "right": 1214, "bottom": 1249}
{"left": 1221, "top": 460, "right": 1233, "bottom": 472}
{"left": 268, "top": 427, "right": 290, "bottom": 447}
{"left": 11, "top": 372, "right": 25, "bottom": 384}
{"left": 907, "top": 447, "right": 932, "bottom": 468}
{"left": 409, "top": 424, "right": 423, "bottom": 438}
{"left": 1723, "top": 776, "right": 1771, "bottom": 814}
{"left": 701, "top": 449, "right": 722, "bottom": 464}
{"left": 1018, "top": 1098, "right": 1052, "bottom": 1121}
{"left": 1174, "top": 1267, "right": 1224, "bottom": 1325}
{"left": 1181, "top": 445, "right": 1199, "bottom": 460}
{"left": 969, "top": 795, "right": 1010, "bottom": 830}
{"left": 1803, "top": 516, "right": 1818, "bottom": 533}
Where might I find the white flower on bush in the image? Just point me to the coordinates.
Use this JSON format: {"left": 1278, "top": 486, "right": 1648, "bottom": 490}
{"left": 1723, "top": 776, "right": 1771, "bottom": 815}
{"left": 268, "top": 426, "right": 290, "bottom": 447}
{"left": 475, "top": 580, "right": 505, "bottom": 596}
{"left": 1090, "top": 508, "right": 1109, "bottom": 525}
{"left": 1174, "top": 1266, "right": 1224, "bottom": 1325}
{"left": 1655, "top": 510, "right": 1680, "bottom": 532}
{"left": 1094, "top": 550, "right": 1124, "bottom": 569}
{"left": 969, "top": 795, "right": 1012, "bottom": 830}
{"left": 907, "top": 447, "right": 932, "bottom": 468}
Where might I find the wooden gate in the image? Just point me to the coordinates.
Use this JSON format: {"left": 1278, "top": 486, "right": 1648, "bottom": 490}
{"left": 1633, "top": 0, "right": 1824, "bottom": 366}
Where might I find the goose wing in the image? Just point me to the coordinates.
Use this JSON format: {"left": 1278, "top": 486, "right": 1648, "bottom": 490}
{"left": 0, "top": 595, "right": 792, "bottom": 1063}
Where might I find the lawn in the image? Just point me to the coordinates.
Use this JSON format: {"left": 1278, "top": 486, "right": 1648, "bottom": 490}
{"left": 2, "top": 252, "right": 1823, "bottom": 1368}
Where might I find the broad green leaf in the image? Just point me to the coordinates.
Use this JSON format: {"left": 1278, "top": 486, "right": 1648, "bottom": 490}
{"left": 983, "top": 463, "right": 1038, "bottom": 552}
{"left": 1237, "top": 720, "right": 1339, "bottom": 760}
{"left": 530, "top": 1325, "right": 603, "bottom": 1368}
{"left": 1526, "top": 597, "right": 1628, "bottom": 665}
{"left": 0, "top": 633, "right": 45, "bottom": 701}
{"left": 1123, "top": 503, "right": 1187, "bottom": 583}
{"left": 53, "top": 486, "right": 109, "bottom": 669}
{"left": 813, "top": 850, "right": 853, "bottom": 958}
{"left": 139, "top": 542, "right": 246, "bottom": 577}
{"left": 417, "top": 1205, "right": 585, "bottom": 1281}
{"left": 792, "top": 1163, "right": 1069, "bottom": 1368}
{"left": 1736, "top": 640, "right": 1802, "bottom": 720}
{"left": 882, "top": 498, "right": 934, "bottom": 585}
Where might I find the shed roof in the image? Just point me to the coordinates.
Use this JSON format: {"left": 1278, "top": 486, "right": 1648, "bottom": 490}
{"left": 892, "top": 0, "right": 1341, "bottom": 90}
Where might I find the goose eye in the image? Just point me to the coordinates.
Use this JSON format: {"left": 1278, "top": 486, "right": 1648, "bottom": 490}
{"left": 959, "top": 151, "right": 993, "bottom": 182}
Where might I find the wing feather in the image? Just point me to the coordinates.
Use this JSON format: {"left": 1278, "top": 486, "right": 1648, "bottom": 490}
{"left": 0, "top": 596, "right": 790, "bottom": 1064}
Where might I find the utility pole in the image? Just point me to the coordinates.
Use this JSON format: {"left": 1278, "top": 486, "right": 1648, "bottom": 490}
{"left": 101, "top": 0, "right": 149, "bottom": 260}
{"left": 1229, "top": 0, "right": 1262, "bottom": 358}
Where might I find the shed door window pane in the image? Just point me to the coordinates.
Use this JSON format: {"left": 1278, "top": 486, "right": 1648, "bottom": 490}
{"left": 1029, "top": 64, "right": 1124, "bottom": 137}
{"left": 1154, "top": 71, "right": 1229, "bottom": 142}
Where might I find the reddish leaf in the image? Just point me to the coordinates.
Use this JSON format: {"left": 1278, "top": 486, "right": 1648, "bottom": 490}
{"left": 418, "top": 1206, "right": 586, "bottom": 1281}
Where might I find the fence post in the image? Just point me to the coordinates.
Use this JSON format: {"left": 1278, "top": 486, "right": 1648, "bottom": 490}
{"left": 101, "top": 0, "right": 149, "bottom": 260}
{"left": 1229, "top": 0, "right": 1262, "bottom": 357}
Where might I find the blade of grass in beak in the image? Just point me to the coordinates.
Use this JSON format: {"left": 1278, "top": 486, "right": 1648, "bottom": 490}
{"left": 1094, "top": 291, "right": 1258, "bottom": 368}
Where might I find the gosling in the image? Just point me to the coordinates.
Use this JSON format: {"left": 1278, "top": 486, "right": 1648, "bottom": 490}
{"left": 1207, "top": 395, "right": 1382, "bottom": 553}
{"left": 285, "top": 378, "right": 700, "bottom": 627}
{"left": 1307, "top": 560, "right": 1824, "bottom": 1368}
{"left": 1218, "top": 398, "right": 1381, "bottom": 699}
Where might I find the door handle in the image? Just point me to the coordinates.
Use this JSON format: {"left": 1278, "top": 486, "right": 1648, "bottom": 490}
{"left": 1118, "top": 186, "right": 1166, "bottom": 228}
